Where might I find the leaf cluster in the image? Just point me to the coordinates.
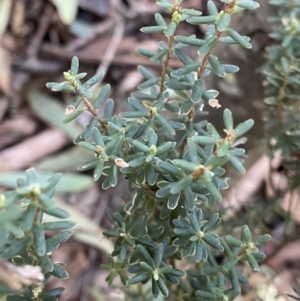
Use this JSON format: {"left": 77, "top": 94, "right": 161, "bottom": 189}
{"left": 44, "top": 0, "right": 272, "bottom": 299}
{"left": 261, "top": 0, "right": 300, "bottom": 190}
{"left": 0, "top": 169, "right": 74, "bottom": 301}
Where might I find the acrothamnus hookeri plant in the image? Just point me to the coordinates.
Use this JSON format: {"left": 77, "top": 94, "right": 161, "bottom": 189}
{"left": 0, "top": 0, "right": 272, "bottom": 300}
{"left": 0, "top": 169, "right": 74, "bottom": 300}
{"left": 262, "top": 0, "right": 300, "bottom": 195}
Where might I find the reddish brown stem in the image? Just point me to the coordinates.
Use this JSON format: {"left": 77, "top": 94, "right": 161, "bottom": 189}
{"left": 160, "top": 36, "right": 175, "bottom": 93}
{"left": 197, "top": 31, "right": 222, "bottom": 79}
{"left": 82, "top": 97, "right": 108, "bottom": 130}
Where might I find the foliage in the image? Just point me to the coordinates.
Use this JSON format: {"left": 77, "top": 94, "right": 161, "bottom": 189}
{"left": 46, "top": 0, "right": 271, "bottom": 299}
{"left": 0, "top": 0, "right": 277, "bottom": 300}
{"left": 0, "top": 168, "right": 74, "bottom": 300}
{"left": 261, "top": 0, "right": 300, "bottom": 191}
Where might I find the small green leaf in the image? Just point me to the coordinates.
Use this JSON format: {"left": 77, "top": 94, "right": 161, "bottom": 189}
{"left": 51, "top": 264, "right": 69, "bottom": 279}
{"left": 237, "top": 0, "right": 260, "bottom": 10}
{"left": 217, "top": 12, "right": 231, "bottom": 31}
{"left": 146, "top": 164, "right": 157, "bottom": 186}
{"left": 155, "top": 114, "right": 175, "bottom": 135}
{"left": 227, "top": 28, "right": 252, "bottom": 49}
{"left": 43, "top": 221, "right": 75, "bottom": 230}
{"left": 207, "top": 123, "right": 221, "bottom": 139}
{"left": 37, "top": 253, "right": 54, "bottom": 272}
{"left": 136, "top": 47, "right": 156, "bottom": 58}
{"left": 138, "top": 66, "right": 155, "bottom": 79}
{"left": 33, "top": 223, "right": 46, "bottom": 256}
{"left": 156, "top": 0, "right": 172, "bottom": 10}
{"left": 157, "top": 277, "right": 169, "bottom": 296}
{"left": 207, "top": 0, "right": 219, "bottom": 15}
{"left": 154, "top": 243, "right": 164, "bottom": 266}
{"left": 22, "top": 204, "right": 37, "bottom": 231}
{"left": 155, "top": 13, "right": 167, "bottom": 26}
{"left": 234, "top": 119, "right": 254, "bottom": 137}
{"left": 254, "top": 234, "right": 271, "bottom": 246}
{"left": 157, "top": 141, "right": 176, "bottom": 155}
{"left": 94, "top": 84, "right": 111, "bottom": 109}
{"left": 192, "top": 136, "right": 218, "bottom": 145}
{"left": 77, "top": 159, "right": 99, "bottom": 171}
{"left": 205, "top": 181, "right": 222, "bottom": 201}
{"left": 42, "top": 206, "right": 70, "bottom": 219}
{"left": 141, "top": 26, "right": 166, "bottom": 33}
{"left": 133, "top": 140, "right": 150, "bottom": 153}
{"left": 241, "top": 225, "right": 252, "bottom": 244}
{"left": 223, "top": 108, "right": 233, "bottom": 130}
{"left": 245, "top": 253, "right": 260, "bottom": 271}
{"left": 170, "top": 177, "right": 193, "bottom": 194}
{"left": 167, "top": 193, "right": 180, "bottom": 209}
{"left": 164, "top": 21, "right": 177, "bottom": 37}
{"left": 174, "top": 48, "right": 194, "bottom": 65}
{"left": 1, "top": 237, "right": 31, "bottom": 259}
{"left": 172, "top": 159, "right": 197, "bottom": 172}
{"left": 120, "top": 111, "right": 149, "bottom": 118}
{"left": 226, "top": 235, "right": 243, "bottom": 247}
{"left": 180, "top": 99, "right": 194, "bottom": 115}
{"left": 104, "top": 99, "right": 114, "bottom": 119}
{"left": 83, "top": 73, "right": 104, "bottom": 89}
{"left": 198, "top": 36, "right": 219, "bottom": 55}
{"left": 152, "top": 277, "right": 160, "bottom": 298}
{"left": 138, "top": 77, "right": 161, "bottom": 89}
{"left": 182, "top": 9, "right": 202, "bottom": 16}
{"left": 150, "top": 49, "right": 168, "bottom": 62}
{"left": 46, "top": 231, "right": 73, "bottom": 253}
{"left": 196, "top": 290, "right": 215, "bottom": 299}
{"left": 187, "top": 15, "right": 216, "bottom": 25}
{"left": 128, "top": 272, "right": 150, "bottom": 285}
{"left": 140, "top": 261, "right": 154, "bottom": 274}
{"left": 93, "top": 161, "right": 104, "bottom": 181}
{"left": 171, "top": 62, "right": 200, "bottom": 77}
{"left": 137, "top": 244, "right": 156, "bottom": 266}
{"left": 164, "top": 80, "right": 193, "bottom": 90}
{"left": 70, "top": 56, "right": 79, "bottom": 75}
{"left": 38, "top": 193, "right": 55, "bottom": 208}
{"left": 223, "top": 64, "right": 240, "bottom": 73}
{"left": 230, "top": 156, "right": 245, "bottom": 173}
{"left": 217, "top": 141, "right": 230, "bottom": 157}
{"left": 174, "top": 35, "right": 204, "bottom": 46}
{"left": 191, "top": 79, "right": 204, "bottom": 103}
{"left": 79, "top": 142, "right": 97, "bottom": 152}
{"left": 208, "top": 55, "right": 226, "bottom": 77}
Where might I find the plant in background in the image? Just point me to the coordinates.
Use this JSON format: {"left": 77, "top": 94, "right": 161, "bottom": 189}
{"left": 0, "top": 168, "right": 75, "bottom": 300}
{"left": 259, "top": 0, "right": 300, "bottom": 298}
{"left": 0, "top": 0, "right": 274, "bottom": 300}
{"left": 262, "top": 0, "right": 300, "bottom": 195}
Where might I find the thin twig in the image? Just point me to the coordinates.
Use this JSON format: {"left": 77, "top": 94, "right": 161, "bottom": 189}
{"left": 66, "top": 19, "right": 115, "bottom": 52}
{"left": 27, "top": 4, "right": 53, "bottom": 58}
{"left": 95, "top": 18, "right": 125, "bottom": 77}
{"left": 159, "top": 36, "right": 174, "bottom": 93}
{"left": 197, "top": 31, "right": 222, "bottom": 79}
{"left": 81, "top": 97, "right": 108, "bottom": 130}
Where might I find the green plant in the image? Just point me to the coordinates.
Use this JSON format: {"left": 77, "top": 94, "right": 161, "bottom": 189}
{"left": 258, "top": 1, "right": 300, "bottom": 298}
{"left": 0, "top": 169, "right": 74, "bottom": 300}
{"left": 0, "top": 0, "right": 274, "bottom": 300}
{"left": 262, "top": 0, "right": 300, "bottom": 193}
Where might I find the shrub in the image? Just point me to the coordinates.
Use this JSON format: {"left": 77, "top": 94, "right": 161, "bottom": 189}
{"left": 261, "top": 0, "right": 300, "bottom": 195}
